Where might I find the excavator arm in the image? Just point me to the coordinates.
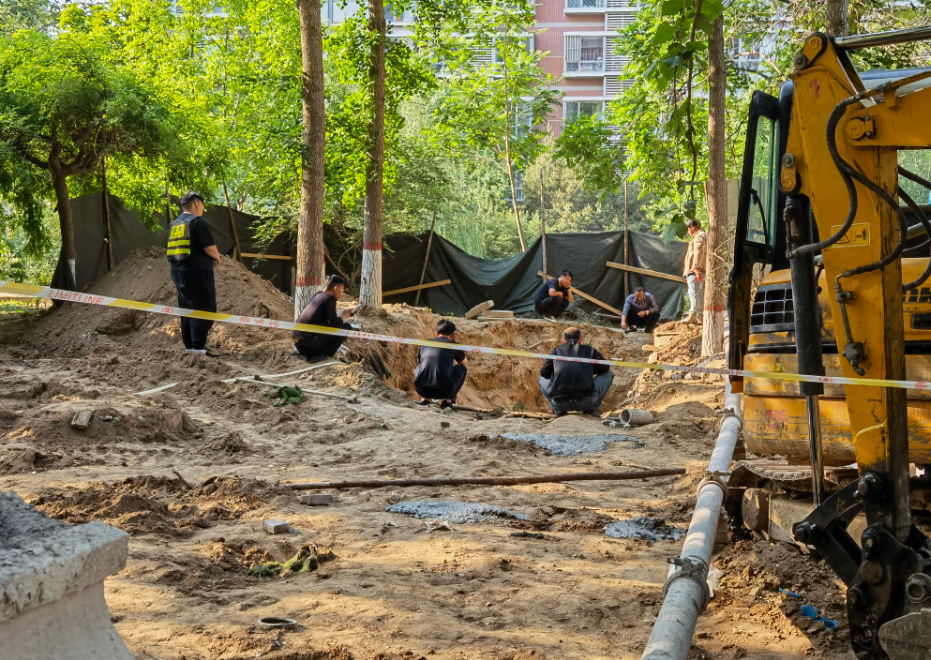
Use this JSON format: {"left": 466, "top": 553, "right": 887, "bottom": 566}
{"left": 779, "top": 30, "right": 931, "bottom": 659}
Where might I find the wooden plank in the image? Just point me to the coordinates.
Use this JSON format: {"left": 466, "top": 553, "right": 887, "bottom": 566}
{"left": 383, "top": 279, "right": 451, "bottom": 297}
{"left": 537, "top": 271, "right": 624, "bottom": 317}
{"left": 606, "top": 261, "right": 685, "bottom": 283}
{"left": 241, "top": 252, "right": 293, "bottom": 261}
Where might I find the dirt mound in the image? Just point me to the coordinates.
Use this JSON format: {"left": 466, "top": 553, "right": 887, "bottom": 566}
{"left": 28, "top": 474, "right": 290, "bottom": 536}
{"left": 357, "top": 307, "right": 645, "bottom": 413}
{"left": 711, "top": 539, "right": 852, "bottom": 655}
{"left": 19, "top": 247, "right": 294, "bottom": 358}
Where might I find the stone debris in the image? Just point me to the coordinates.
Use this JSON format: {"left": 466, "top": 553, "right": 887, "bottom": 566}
{"left": 386, "top": 500, "right": 529, "bottom": 524}
{"left": 298, "top": 493, "right": 335, "bottom": 506}
{"left": 263, "top": 519, "right": 291, "bottom": 535}
{"left": 502, "top": 432, "right": 644, "bottom": 456}
{"left": 604, "top": 516, "right": 685, "bottom": 543}
{"left": 70, "top": 410, "right": 94, "bottom": 430}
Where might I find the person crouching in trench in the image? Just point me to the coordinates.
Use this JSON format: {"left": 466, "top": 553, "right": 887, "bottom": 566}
{"left": 414, "top": 319, "right": 468, "bottom": 409}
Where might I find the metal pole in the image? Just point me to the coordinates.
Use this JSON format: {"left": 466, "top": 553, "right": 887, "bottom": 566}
{"left": 624, "top": 179, "right": 630, "bottom": 300}
{"left": 288, "top": 468, "right": 685, "bottom": 490}
{"left": 415, "top": 210, "right": 437, "bottom": 307}
{"left": 835, "top": 25, "right": 931, "bottom": 49}
{"left": 641, "top": 392, "right": 741, "bottom": 660}
{"left": 101, "top": 157, "right": 113, "bottom": 271}
{"left": 540, "top": 168, "right": 548, "bottom": 283}
{"left": 222, "top": 179, "right": 243, "bottom": 262}
{"left": 807, "top": 394, "right": 826, "bottom": 505}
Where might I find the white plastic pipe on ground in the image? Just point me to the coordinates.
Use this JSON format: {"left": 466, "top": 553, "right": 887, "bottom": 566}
{"left": 641, "top": 391, "right": 742, "bottom": 660}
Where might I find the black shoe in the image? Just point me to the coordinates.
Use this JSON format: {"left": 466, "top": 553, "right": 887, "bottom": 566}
{"left": 583, "top": 409, "right": 600, "bottom": 417}
{"left": 552, "top": 410, "right": 568, "bottom": 417}
{"left": 204, "top": 350, "right": 219, "bottom": 358}
{"left": 440, "top": 400, "right": 454, "bottom": 410}
{"left": 418, "top": 398, "right": 431, "bottom": 406}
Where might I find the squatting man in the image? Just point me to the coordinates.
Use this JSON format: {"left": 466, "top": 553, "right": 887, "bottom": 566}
{"left": 292, "top": 275, "right": 360, "bottom": 363}
{"left": 414, "top": 319, "right": 468, "bottom": 409}
{"left": 539, "top": 327, "right": 614, "bottom": 417}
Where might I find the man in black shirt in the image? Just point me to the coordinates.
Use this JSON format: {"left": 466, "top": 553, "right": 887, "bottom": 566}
{"left": 534, "top": 270, "right": 574, "bottom": 319}
{"left": 414, "top": 319, "right": 468, "bottom": 409}
{"left": 167, "top": 192, "right": 221, "bottom": 355}
{"left": 293, "top": 275, "right": 357, "bottom": 363}
{"left": 539, "top": 327, "right": 614, "bottom": 416}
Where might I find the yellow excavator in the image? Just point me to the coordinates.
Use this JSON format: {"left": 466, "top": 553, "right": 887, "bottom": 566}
{"left": 727, "top": 26, "right": 931, "bottom": 659}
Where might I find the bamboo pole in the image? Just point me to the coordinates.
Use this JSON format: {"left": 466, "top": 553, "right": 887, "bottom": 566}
{"left": 540, "top": 168, "right": 548, "bottom": 283}
{"left": 624, "top": 179, "right": 629, "bottom": 300}
{"left": 415, "top": 210, "right": 437, "bottom": 306}
{"left": 287, "top": 468, "right": 685, "bottom": 490}
{"left": 537, "top": 271, "right": 624, "bottom": 316}
{"left": 384, "top": 279, "right": 451, "bottom": 297}
{"left": 222, "top": 179, "right": 243, "bottom": 262}
{"left": 101, "top": 157, "right": 113, "bottom": 271}
{"left": 606, "top": 262, "right": 685, "bottom": 283}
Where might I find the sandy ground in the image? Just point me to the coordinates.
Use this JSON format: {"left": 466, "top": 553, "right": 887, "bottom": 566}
{"left": 0, "top": 251, "right": 856, "bottom": 660}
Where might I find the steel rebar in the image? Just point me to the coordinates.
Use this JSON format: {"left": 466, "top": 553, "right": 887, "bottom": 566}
{"left": 287, "top": 468, "right": 685, "bottom": 490}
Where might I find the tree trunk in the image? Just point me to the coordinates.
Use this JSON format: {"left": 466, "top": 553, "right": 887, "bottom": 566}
{"left": 294, "top": 0, "right": 327, "bottom": 319}
{"left": 359, "top": 0, "right": 387, "bottom": 312}
{"left": 49, "top": 156, "right": 76, "bottom": 290}
{"left": 825, "top": 0, "right": 849, "bottom": 37}
{"left": 702, "top": 13, "right": 727, "bottom": 358}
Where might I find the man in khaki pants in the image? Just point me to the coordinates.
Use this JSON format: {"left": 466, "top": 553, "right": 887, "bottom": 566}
{"left": 682, "top": 218, "right": 706, "bottom": 324}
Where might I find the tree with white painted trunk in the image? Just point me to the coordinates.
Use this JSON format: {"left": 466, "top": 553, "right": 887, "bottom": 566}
{"left": 295, "top": 0, "right": 327, "bottom": 318}
{"left": 702, "top": 13, "right": 727, "bottom": 357}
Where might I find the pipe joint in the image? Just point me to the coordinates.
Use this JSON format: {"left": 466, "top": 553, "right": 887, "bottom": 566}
{"left": 663, "top": 556, "right": 711, "bottom": 612}
{"left": 698, "top": 470, "right": 730, "bottom": 498}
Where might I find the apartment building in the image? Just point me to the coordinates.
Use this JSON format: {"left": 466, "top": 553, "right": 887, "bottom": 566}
{"left": 534, "top": 0, "right": 637, "bottom": 136}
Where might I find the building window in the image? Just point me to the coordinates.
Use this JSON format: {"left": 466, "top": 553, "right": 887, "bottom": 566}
{"left": 566, "top": 0, "right": 606, "bottom": 8}
{"left": 564, "top": 100, "right": 605, "bottom": 122}
{"left": 386, "top": 3, "right": 415, "bottom": 23}
{"left": 565, "top": 36, "right": 604, "bottom": 73}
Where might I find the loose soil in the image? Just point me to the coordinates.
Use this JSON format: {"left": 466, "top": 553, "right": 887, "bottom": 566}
{"left": 0, "top": 250, "right": 854, "bottom": 659}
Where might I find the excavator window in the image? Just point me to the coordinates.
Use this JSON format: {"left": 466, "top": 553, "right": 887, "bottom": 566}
{"left": 745, "top": 114, "right": 780, "bottom": 251}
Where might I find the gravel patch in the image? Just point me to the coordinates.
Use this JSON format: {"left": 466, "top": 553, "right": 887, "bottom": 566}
{"left": 501, "top": 432, "right": 644, "bottom": 456}
{"left": 386, "top": 501, "right": 529, "bottom": 523}
{"left": 604, "top": 516, "right": 686, "bottom": 543}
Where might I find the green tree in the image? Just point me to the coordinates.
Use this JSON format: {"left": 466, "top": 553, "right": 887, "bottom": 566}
{"left": 430, "top": 5, "right": 562, "bottom": 253}
{"left": 0, "top": 22, "right": 214, "bottom": 289}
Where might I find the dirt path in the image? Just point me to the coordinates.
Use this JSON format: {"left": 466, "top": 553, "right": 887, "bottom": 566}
{"left": 0, "top": 252, "right": 855, "bottom": 660}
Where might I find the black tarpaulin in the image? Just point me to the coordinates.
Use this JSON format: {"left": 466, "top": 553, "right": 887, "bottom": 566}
{"left": 382, "top": 230, "right": 688, "bottom": 320}
{"left": 52, "top": 194, "right": 293, "bottom": 293}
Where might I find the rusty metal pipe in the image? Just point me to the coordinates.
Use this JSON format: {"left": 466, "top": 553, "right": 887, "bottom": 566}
{"left": 287, "top": 468, "right": 685, "bottom": 490}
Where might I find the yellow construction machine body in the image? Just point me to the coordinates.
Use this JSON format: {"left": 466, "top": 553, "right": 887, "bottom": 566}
{"left": 743, "top": 264, "right": 931, "bottom": 465}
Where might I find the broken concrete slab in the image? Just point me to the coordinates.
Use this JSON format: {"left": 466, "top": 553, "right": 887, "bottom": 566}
{"left": 464, "top": 300, "right": 494, "bottom": 319}
{"left": 298, "top": 494, "right": 335, "bottom": 506}
{"left": 0, "top": 491, "right": 132, "bottom": 660}
{"left": 70, "top": 410, "right": 94, "bottom": 430}
{"left": 263, "top": 519, "right": 291, "bottom": 535}
{"left": 480, "top": 310, "right": 514, "bottom": 319}
{"left": 386, "top": 501, "right": 529, "bottom": 524}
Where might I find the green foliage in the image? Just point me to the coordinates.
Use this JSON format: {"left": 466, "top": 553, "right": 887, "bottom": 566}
{"left": 0, "top": 201, "right": 60, "bottom": 284}
{"left": 272, "top": 386, "right": 303, "bottom": 407}
{"left": 554, "top": 116, "right": 626, "bottom": 200}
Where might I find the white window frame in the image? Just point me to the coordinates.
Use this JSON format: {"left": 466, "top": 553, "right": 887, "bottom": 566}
{"left": 563, "top": 99, "right": 607, "bottom": 123}
{"left": 565, "top": 0, "right": 607, "bottom": 12}
{"left": 564, "top": 35, "right": 606, "bottom": 74}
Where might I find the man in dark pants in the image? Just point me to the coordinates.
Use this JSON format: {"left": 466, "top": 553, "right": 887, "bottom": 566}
{"left": 414, "top": 319, "right": 468, "bottom": 409}
{"left": 539, "top": 327, "right": 614, "bottom": 417}
{"left": 293, "top": 275, "right": 357, "bottom": 363}
{"left": 534, "top": 270, "right": 574, "bottom": 319}
{"left": 621, "top": 287, "right": 661, "bottom": 333}
{"left": 167, "top": 192, "right": 221, "bottom": 356}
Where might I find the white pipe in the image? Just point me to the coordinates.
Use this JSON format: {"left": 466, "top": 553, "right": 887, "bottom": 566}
{"left": 641, "top": 391, "right": 741, "bottom": 660}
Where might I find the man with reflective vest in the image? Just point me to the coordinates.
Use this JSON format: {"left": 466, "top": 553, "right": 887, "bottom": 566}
{"left": 167, "top": 192, "right": 221, "bottom": 356}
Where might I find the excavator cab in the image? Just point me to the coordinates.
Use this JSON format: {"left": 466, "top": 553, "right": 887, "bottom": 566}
{"left": 727, "top": 27, "right": 931, "bottom": 660}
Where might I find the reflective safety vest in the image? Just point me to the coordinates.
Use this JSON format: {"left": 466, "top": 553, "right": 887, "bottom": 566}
{"left": 167, "top": 214, "right": 195, "bottom": 263}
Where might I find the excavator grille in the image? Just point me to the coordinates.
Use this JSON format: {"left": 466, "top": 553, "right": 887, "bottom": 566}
{"left": 750, "top": 285, "right": 795, "bottom": 333}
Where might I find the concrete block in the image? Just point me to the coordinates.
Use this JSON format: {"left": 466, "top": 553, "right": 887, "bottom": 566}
{"left": 70, "top": 410, "right": 94, "bottom": 430}
{"left": 464, "top": 300, "right": 494, "bottom": 319}
{"left": 263, "top": 519, "right": 291, "bottom": 535}
{"left": 654, "top": 333, "right": 678, "bottom": 347}
{"left": 480, "top": 310, "right": 514, "bottom": 319}
{"left": 0, "top": 491, "right": 132, "bottom": 660}
{"left": 298, "top": 494, "right": 336, "bottom": 506}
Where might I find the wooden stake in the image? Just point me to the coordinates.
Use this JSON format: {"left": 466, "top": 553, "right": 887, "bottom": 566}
{"left": 606, "top": 262, "right": 685, "bottom": 283}
{"left": 383, "top": 279, "right": 451, "bottom": 297}
{"left": 415, "top": 210, "right": 437, "bottom": 306}
{"left": 222, "top": 179, "right": 243, "bottom": 262}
